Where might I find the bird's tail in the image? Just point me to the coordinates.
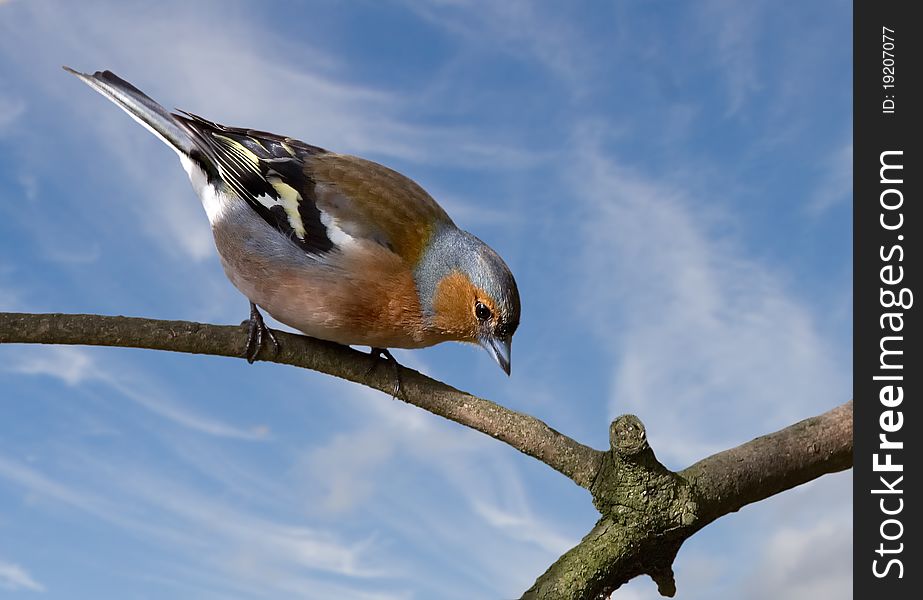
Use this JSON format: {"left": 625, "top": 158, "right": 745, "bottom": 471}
{"left": 64, "top": 67, "right": 197, "bottom": 158}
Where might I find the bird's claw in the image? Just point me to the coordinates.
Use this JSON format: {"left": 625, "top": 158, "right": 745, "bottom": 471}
{"left": 244, "top": 302, "right": 279, "bottom": 363}
{"left": 366, "top": 347, "right": 403, "bottom": 399}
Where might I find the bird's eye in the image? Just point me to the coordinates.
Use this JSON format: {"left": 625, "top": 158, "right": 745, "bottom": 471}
{"left": 475, "top": 302, "right": 492, "bottom": 321}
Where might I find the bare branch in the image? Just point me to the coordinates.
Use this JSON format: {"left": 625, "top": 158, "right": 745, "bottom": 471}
{"left": 681, "top": 400, "right": 853, "bottom": 525}
{"left": 0, "top": 311, "right": 604, "bottom": 488}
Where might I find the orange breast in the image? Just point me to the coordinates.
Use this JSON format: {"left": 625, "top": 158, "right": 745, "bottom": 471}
{"left": 235, "top": 240, "right": 437, "bottom": 349}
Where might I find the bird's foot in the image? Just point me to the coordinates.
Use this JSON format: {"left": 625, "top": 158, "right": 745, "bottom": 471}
{"left": 244, "top": 302, "right": 279, "bottom": 363}
{"left": 366, "top": 347, "right": 403, "bottom": 400}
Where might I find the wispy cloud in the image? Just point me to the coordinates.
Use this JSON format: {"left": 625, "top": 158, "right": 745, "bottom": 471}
{"left": 2, "top": 347, "right": 573, "bottom": 598}
{"left": 737, "top": 515, "right": 851, "bottom": 599}
{"left": 110, "top": 469, "right": 392, "bottom": 579}
{"left": 0, "top": 94, "right": 25, "bottom": 134}
{"left": 403, "top": 0, "right": 596, "bottom": 92}
{"left": 808, "top": 143, "right": 853, "bottom": 215}
{"left": 692, "top": 0, "right": 770, "bottom": 117}
{"left": 8, "top": 346, "right": 95, "bottom": 386}
{"left": 0, "top": 272, "right": 23, "bottom": 311}
{"left": 291, "top": 379, "right": 580, "bottom": 594}
{"left": 0, "top": 454, "right": 127, "bottom": 522}
{"left": 571, "top": 136, "right": 847, "bottom": 466}
{"left": 0, "top": 559, "right": 45, "bottom": 592}
{"left": 471, "top": 498, "right": 573, "bottom": 555}
{"left": 0, "top": 453, "right": 406, "bottom": 600}
{"left": 6, "top": 347, "right": 268, "bottom": 440}
{"left": 300, "top": 427, "right": 397, "bottom": 514}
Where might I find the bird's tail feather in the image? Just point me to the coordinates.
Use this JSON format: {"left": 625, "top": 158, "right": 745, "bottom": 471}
{"left": 64, "top": 67, "right": 196, "bottom": 158}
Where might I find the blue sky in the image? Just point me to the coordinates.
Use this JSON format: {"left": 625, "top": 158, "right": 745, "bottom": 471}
{"left": 0, "top": 1, "right": 851, "bottom": 598}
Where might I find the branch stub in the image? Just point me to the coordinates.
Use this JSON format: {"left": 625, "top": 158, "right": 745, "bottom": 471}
{"left": 610, "top": 414, "right": 648, "bottom": 457}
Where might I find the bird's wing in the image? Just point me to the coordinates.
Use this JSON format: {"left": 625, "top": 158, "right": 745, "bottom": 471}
{"left": 175, "top": 113, "right": 453, "bottom": 264}
{"left": 307, "top": 152, "right": 454, "bottom": 266}
{"left": 174, "top": 112, "right": 335, "bottom": 255}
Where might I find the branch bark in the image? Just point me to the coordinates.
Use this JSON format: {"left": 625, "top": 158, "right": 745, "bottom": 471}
{"left": 0, "top": 311, "right": 853, "bottom": 599}
{"left": 681, "top": 400, "right": 853, "bottom": 525}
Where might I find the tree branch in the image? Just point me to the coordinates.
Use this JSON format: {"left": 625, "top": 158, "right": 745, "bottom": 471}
{"left": 0, "top": 311, "right": 603, "bottom": 488}
{"left": 0, "top": 311, "right": 853, "bottom": 598}
{"left": 681, "top": 400, "right": 853, "bottom": 525}
{"left": 523, "top": 402, "right": 853, "bottom": 598}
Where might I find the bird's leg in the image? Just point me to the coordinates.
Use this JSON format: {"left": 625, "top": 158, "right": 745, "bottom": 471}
{"left": 244, "top": 302, "right": 279, "bottom": 363}
{"left": 366, "top": 347, "right": 403, "bottom": 400}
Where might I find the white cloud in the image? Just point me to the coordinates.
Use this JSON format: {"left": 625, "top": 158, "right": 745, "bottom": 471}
{"left": 431, "top": 190, "right": 521, "bottom": 229}
{"left": 0, "top": 454, "right": 124, "bottom": 524}
{"left": 738, "top": 517, "right": 851, "bottom": 599}
{"left": 471, "top": 498, "right": 573, "bottom": 555}
{"left": 117, "top": 473, "right": 391, "bottom": 579}
{"left": 1, "top": 353, "right": 574, "bottom": 598}
{"left": 300, "top": 428, "right": 397, "bottom": 513}
{"left": 403, "top": 0, "right": 594, "bottom": 91}
{"left": 8, "top": 346, "right": 95, "bottom": 386}
{"left": 0, "top": 453, "right": 406, "bottom": 600}
{"left": 290, "top": 378, "right": 580, "bottom": 596}
{"left": 39, "top": 243, "right": 102, "bottom": 265}
{"left": 0, "top": 278, "right": 23, "bottom": 312}
{"left": 0, "top": 94, "right": 25, "bottom": 134}
{"left": 808, "top": 143, "right": 853, "bottom": 215}
{"left": 696, "top": 0, "right": 765, "bottom": 116}
{"left": 0, "top": 559, "right": 45, "bottom": 592}
{"left": 6, "top": 347, "right": 267, "bottom": 440}
{"left": 572, "top": 138, "right": 848, "bottom": 466}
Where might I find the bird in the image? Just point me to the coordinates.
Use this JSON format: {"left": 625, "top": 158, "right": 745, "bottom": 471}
{"left": 65, "top": 67, "right": 520, "bottom": 376}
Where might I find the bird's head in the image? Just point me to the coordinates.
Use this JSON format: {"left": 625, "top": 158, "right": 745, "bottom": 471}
{"left": 416, "top": 228, "right": 520, "bottom": 375}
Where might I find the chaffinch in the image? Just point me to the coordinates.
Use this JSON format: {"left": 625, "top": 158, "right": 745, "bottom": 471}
{"left": 65, "top": 68, "right": 520, "bottom": 374}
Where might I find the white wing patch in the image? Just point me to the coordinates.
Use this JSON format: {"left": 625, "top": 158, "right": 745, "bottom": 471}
{"left": 318, "top": 210, "right": 358, "bottom": 249}
{"left": 181, "top": 155, "right": 226, "bottom": 224}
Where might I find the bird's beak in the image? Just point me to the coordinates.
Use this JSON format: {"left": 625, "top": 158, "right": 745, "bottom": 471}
{"left": 480, "top": 335, "right": 512, "bottom": 376}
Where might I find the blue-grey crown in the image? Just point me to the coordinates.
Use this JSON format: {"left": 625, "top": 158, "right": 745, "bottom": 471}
{"left": 414, "top": 226, "right": 520, "bottom": 330}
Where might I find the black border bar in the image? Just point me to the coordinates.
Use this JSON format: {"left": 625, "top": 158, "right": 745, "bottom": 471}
{"left": 854, "top": 1, "right": 920, "bottom": 596}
